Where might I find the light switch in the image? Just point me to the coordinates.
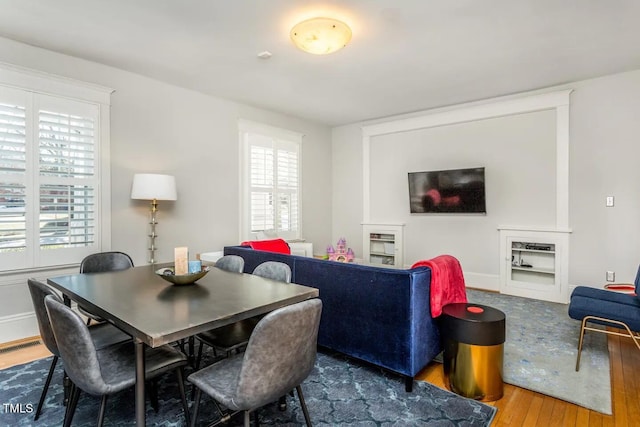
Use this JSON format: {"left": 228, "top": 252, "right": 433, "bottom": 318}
{"left": 606, "top": 196, "right": 614, "bottom": 207}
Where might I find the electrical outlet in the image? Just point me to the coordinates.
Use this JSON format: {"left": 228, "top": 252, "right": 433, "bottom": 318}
{"left": 606, "top": 271, "right": 615, "bottom": 282}
{"left": 606, "top": 196, "right": 614, "bottom": 207}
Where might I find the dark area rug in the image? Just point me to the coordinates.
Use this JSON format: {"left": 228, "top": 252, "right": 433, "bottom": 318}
{"left": 0, "top": 349, "right": 496, "bottom": 426}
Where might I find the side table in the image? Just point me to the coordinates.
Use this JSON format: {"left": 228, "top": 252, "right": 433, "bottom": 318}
{"left": 440, "top": 302, "right": 506, "bottom": 401}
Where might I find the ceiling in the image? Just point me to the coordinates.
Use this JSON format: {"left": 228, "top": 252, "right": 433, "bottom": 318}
{"left": 1, "top": 0, "right": 639, "bottom": 126}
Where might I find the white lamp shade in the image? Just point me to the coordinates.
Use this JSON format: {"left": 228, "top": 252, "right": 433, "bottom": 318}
{"left": 131, "top": 174, "right": 177, "bottom": 201}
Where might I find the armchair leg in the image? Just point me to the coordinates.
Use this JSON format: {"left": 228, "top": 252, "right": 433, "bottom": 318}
{"left": 191, "top": 388, "right": 202, "bottom": 427}
{"left": 149, "top": 379, "right": 159, "bottom": 412}
{"left": 576, "top": 317, "right": 588, "bottom": 371}
{"left": 296, "top": 385, "right": 312, "bottom": 427}
{"left": 63, "top": 384, "right": 80, "bottom": 427}
{"left": 34, "top": 355, "right": 58, "bottom": 420}
{"left": 278, "top": 395, "right": 287, "bottom": 411}
{"left": 195, "top": 340, "right": 204, "bottom": 370}
{"left": 176, "top": 368, "right": 190, "bottom": 426}
{"left": 97, "top": 395, "right": 108, "bottom": 427}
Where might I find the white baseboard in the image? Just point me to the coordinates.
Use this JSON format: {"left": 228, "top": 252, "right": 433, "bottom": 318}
{"left": 464, "top": 272, "right": 500, "bottom": 292}
{"left": 0, "top": 312, "right": 38, "bottom": 344}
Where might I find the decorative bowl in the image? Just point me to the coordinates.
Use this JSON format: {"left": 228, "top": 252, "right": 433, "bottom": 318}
{"left": 155, "top": 266, "right": 210, "bottom": 286}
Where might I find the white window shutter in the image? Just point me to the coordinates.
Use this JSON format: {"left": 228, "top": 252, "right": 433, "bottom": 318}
{"left": 240, "top": 121, "right": 302, "bottom": 241}
{"left": 0, "top": 98, "right": 27, "bottom": 254}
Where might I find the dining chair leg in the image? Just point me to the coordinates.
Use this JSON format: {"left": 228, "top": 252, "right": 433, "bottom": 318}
{"left": 296, "top": 385, "right": 312, "bottom": 427}
{"left": 191, "top": 388, "right": 202, "bottom": 427}
{"left": 278, "top": 395, "right": 287, "bottom": 411}
{"left": 149, "top": 379, "right": 159, "bottom": 412}
{"left": 195, "top": 340, "right": 204, "bottom": 370}
{"left": 189, "top": 335, "right": 195, "bottom": 363}
{"left": 97, "top": 395, "right": 108, "bottom": 427}
{"left": 176, "top": 367, "right": 190, "bottom": 426}
{"left": 244, "top": 410, "right": 251, "bottom": 427}
{"left": 63, "top": 383, "right": 80, "bottom": 427}
{"left": 34, "top": 355, "right": 58, "bottom": 420}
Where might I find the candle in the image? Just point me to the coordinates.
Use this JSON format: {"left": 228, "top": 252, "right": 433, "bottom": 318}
{"left": 174, "top": 247, "right": 189, "bottom": 275}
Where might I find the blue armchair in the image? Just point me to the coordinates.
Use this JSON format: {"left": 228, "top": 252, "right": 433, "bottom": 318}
{"left": 568, "top": 265, "right": 640, "bottom": 370}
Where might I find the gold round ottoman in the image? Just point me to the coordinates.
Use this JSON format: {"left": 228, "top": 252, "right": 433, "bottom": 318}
{"left": 440, "top": 303, "right": 506, "bottom": 401}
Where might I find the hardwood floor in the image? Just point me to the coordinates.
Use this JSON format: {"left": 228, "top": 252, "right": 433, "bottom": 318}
{"left": 0, "top": 336, "right": 52, "bottom": 370}
{"left": 1, "top": 330, "right": 638, "bottom": 426}
{"left": 415, "top": 328, "right": 639, "bottom": 426}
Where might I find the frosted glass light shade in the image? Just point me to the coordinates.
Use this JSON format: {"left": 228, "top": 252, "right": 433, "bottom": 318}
{"left": 130, "top": 174, "right": 177, "bottom": 201}
{"left": 290, "top": 17, "right": 352, "bottom": 55}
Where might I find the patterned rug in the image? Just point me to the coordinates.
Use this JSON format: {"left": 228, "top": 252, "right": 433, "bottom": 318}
{"left": 467, "top": 289, "right": 611, "bottom": 414}
{"left": 0, "top": 349, "right": 496, "bottom": 426}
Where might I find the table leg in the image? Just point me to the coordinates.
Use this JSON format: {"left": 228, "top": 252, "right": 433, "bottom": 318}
{"left": 135, "top": 339, "right": 146, "bottom": 426}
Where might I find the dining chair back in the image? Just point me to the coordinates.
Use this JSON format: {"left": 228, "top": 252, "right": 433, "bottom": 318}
{"left": 189, "top": 298, "right": 322, "bottom": 427}
{"left": 214, "top": 255, "right": 245, "bottom": 273}
{"left": 193, "top": 260, "right": 291, "bottom": 370}
{"left": 44, "top": 295, "right": 190, "bottom": 426}
{"left": 27, "top": 279, "right": 131, "bottom": 421}
{"left": 28, "top": 279, "right": 62, "bottom": 357}
{"left": 78, "top": 251, "right": 134, "bottom": 324}
{"left": 80, "top": 251, "right": 134, "bottom": 274}
{"left": 252, "top": 261, "right": 291, "bottom": 283}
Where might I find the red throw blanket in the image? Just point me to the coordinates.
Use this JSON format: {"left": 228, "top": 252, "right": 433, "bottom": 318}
{"left": 411, "top": 255, "right": 467, "bottom": 317}
{"left": 240, "top": 238, "right": 291, "bottom": 255}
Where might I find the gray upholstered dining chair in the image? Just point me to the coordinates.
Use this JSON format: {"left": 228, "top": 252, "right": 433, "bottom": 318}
{"left": 27, "top": 278, "right": 131, "bottom": 421}
{"left": 78, "top": 251, "right": 134, "bottom": 325}
{"left": 189, "top": 298, "right": 322, "bottom": 427}
{"left": 44, "top": 295, "right": 191, "bottom": 427}
{"left": 185, "top": 254, "right": 247, "bottom": 361}
{"left": 194, "top": 261, "right": 291, "bottom": 369}
{"left": 253, "top": 260, "right": 292, "bottom": 283}
{"left": 214, "top": 254, "right": 245, "bottom": 273}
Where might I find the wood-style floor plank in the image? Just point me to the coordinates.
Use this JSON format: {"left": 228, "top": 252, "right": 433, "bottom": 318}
{"left": 0, "top": 336, "right": 52, "bottom": 370}
{"left": 521, "top": 394, "right": 543, "bottom": 427}
{"left": 2, "top": 326, "right": 640, "bottom": 426}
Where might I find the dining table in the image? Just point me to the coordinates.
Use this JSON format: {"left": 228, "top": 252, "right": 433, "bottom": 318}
{"left": 46, "top": 263, "right": 320, "bottom": 426}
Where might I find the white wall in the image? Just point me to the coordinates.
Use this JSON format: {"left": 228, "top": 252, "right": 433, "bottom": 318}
{"left": 369, "top": 111, "right": 556, "bottom": 274}
{"left": 333, "top": 69, "right": 640, "bottom": 289}
{"left": 569, "top": 70, "right": 640, "bottom": 286}
{"left": 0, "top": 37, "right": 332, "bottom": 342}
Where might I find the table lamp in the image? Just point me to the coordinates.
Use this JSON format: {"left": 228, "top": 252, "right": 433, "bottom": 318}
{"left": 131, "top": 173, "right": 177, "bottom": 264}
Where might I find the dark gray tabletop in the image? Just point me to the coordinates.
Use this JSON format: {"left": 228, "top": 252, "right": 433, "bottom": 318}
{"left": 47, "top": 264, "right": 319, "bottom": 347}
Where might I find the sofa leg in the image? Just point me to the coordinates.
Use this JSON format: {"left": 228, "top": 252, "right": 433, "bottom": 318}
{"left": 405, "top": 376, "right": 413, "bottom": 392}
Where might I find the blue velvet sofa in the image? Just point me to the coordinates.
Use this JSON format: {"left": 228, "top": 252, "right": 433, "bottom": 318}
{"left": 223, "top": 245, "right": 442, "bottom": 391}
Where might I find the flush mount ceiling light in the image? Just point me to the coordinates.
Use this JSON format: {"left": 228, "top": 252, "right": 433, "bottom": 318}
{"left": 290, "top": 17, "right": 352, "bottom": 55}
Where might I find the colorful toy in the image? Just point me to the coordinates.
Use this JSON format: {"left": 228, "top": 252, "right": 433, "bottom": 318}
{"left": 327, "top": 238, "right": 355, "bottom": 262}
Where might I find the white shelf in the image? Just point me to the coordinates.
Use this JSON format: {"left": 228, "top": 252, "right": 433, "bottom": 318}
{"left": 370, "top": 251, "right": 394, "bottom": 257}
{"left": 500, "top": 229, "right": 569, "bottom": 304}
{"left": 363, "top": 223, "right": 404, "bottom": 268}
{"left": 512, "top": 248, "right": 555, "bottom": 255}
{"left": 511, "top": 266, "right": 554, "bottom": 275}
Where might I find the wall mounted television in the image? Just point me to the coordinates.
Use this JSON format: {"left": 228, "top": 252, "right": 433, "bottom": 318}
{"left": 408, "top": 167, "right": 486, "bottom": 213}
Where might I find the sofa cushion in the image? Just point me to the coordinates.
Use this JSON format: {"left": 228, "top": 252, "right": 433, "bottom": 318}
{"left": 569, "top": 286, "right": 640, "bottom": 331}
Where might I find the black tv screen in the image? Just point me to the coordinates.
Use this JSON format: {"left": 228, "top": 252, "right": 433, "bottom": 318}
{"left": 408, "top": 167, "right": 486, "bottom": 213}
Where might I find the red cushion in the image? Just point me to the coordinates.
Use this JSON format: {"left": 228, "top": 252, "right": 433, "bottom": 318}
{"left": 240, "top": 238, "right": 291, "bottom": 255}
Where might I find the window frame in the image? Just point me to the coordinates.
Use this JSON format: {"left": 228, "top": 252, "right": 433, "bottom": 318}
{"left": 0, "top": 63, "right": 112, "bottom": 272}
{"left": 238, "top": 119, "right": 303, "bottom": 242}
